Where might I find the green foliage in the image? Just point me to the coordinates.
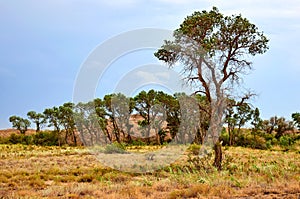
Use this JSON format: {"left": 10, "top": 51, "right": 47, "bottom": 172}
{"left": 220, "top": 128, "right": 230, "bottom": 146}
{"left": 43, "top": 107, "right": 61, "bottom": 132}
{"left": 33, "top": 131, "right": 59, "bottom": 146}
{"left": 27, "top": 111, "right": 45, "bottom": 132}
{"left": 104, "top": 142, "right": 128, "bottom": 154}
{"left": 292, "top": 112, "right": 300, "bottom": 130}
{"left": 127, "top": 140, "right": 146, "bottom": 146}
{"left": 279, "top": 135, "right": 295, "bottom": 147}
{"left": 235, "top": 132, "right": 268, "bottom": 150}
{"left": 8, "top": 133, "right": 32, "bottom": 145}
{"left": 1, "top": 131, "right": 60, "bottom": 146}
{"left": 187, "top": 143, "right": 202, "bottom": 155}
{"left": 9, "top": 116, "right": 31, "bottom": 134}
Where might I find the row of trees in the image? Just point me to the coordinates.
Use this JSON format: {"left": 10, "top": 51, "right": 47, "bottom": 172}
{"left": 9, "top": 102, "right": 77, "bottom": 145}
{"left": 9, "top": 89, "right": 300, "bottom": 147}
{"left": 225, "top": 103, "right": 300, "bottom": 146}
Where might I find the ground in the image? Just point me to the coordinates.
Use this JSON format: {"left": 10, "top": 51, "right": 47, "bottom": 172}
{"left": 0, "top": 144, "right": 299, "bottom": 198}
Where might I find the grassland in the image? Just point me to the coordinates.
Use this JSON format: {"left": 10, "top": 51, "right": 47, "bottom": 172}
{"left": 0, "top": 144, "right": 300, "bottom": 198}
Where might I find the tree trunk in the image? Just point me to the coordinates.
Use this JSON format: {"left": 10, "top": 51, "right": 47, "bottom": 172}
{"left": 127, "top": 133, "right": 132, "bottom": 144}
{"left": 64, "top": 130, "right": 68, "bottom": 145}
{"left": 229, "top": 128, "right": 234, "bottom": 146}
{"left": 213, "top": 141, "right": 222, "bottom": 171}
{"left": 72, "top": 130, "right": 77, "bottom": 146}
{"left": 36, "top": 123, "right": 40, "bottom": 132}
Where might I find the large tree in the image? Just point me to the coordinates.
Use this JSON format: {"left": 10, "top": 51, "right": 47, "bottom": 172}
{"left": 155, "top": 7, "right": 269, "bottom": 170}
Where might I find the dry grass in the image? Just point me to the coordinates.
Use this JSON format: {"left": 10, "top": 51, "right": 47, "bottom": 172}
{"left": 0, "top": 144, "right": 299, "bottom": 198}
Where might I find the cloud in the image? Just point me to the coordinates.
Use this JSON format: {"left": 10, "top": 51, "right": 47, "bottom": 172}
{"left": 135, "top": 70, "right": 169, "bottom": 83}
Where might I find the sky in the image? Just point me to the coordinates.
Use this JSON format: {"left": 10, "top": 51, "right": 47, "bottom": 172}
{"left": 0, "top": 0, "right": 300, "bottom": 128}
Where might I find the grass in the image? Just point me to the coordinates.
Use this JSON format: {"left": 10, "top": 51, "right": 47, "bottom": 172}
{"left": 0, "top": 144, "right": 299, "bottom": 198}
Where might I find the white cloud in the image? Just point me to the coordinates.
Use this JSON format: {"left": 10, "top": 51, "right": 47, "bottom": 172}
{"left": 136, "top": 70, "right": 169, "bottom": 83}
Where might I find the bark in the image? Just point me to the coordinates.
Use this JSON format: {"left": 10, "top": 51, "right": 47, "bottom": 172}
{"left": 213, "top": 141, "right": 222, "bottom": 171}
{"left": 72, "top": 130, "right": 77, "bottom": 146}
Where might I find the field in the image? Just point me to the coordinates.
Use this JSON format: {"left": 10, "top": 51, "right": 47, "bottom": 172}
{"left": 0, "top": 144, "right": 300, "bottom": 199}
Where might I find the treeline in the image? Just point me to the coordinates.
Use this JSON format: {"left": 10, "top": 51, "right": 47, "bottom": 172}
{"left": 4, "top": 90, "right": 300, "bottom": 148}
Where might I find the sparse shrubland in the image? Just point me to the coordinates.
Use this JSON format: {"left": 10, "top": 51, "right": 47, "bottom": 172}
{"left": 0, "top": 144, "right": 299, "bottom": 198}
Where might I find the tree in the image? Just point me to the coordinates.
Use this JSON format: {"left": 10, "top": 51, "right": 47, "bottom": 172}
{"left": 110, "top": 93, "right": 135, "bottom": 143}
{"left": 157, "top": 92, "right": 180, "bottom": 141}
{"left": 9, "top": 116, "right": 31, "bottom": 134}
{"left": 224, "top": 99, "right": 238, "bottom": 146}
{"left": 103, "top": 94, "right": 122, "bottom": 143}
{"left": 292, "top": 112, "right": 300, "bottom": 131}
{"left": 262, "top": 116, "right": 293, "bottom": 139}
{"left": 234, "top": 103, "right": 254, "bottom": 135}
{"left": 274, "top": 117, "right": 293, "bottom": 139}
{"left": 44, "top": 107, "right": 61, "bottom": 132}
{"left": 74, "top": 100, "right": 108, "bottom": 146}
{"left": 155, "top": 7, "right": 269, "bottom": 170}
{"left": 94, "top": 98, "right": 113, "bottom": 143}
{"left": 59, "top": 102, "right": 77, "bottom": 145}
{"left": 134, "top": 90, "right": 166, "bottom": 144}
{"left": 251, "top": 107, "right": 263, "bottom": 134}
{"left": 27, "top": 111, "right": 45, "bottom": 132}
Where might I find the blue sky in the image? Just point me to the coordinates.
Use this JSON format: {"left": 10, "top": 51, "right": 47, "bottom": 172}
{"left": 0, "top": 0, "right": 300, "bottom": 128}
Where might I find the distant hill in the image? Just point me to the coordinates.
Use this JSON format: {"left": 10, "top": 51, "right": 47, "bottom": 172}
{"left": 0, "top": 129, "right": 36, "bottom": 138}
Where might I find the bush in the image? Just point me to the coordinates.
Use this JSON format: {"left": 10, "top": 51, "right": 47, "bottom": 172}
{"left": 2, "top": 131, "right": 59, "bottom": 146}
{"left": 187, "top": 143, "right": 202, "bottom": 155}
{"left": 104, "top": 142, "right": 128, "bottom": 154}
{"left": 32, "top": 131, "right": 59, "bottom": 146}
{"left": 129, "top": 140, "right": 146, "bottom": 146}
{"left": 235, "top": 133, "right": 267, "bottom": 150}
{"left": 0, "top": 136, "right": 8, "bottom": 144}
{"left": 8, "top": 133, "right": 33, "bottom": 145}
{"left": 279, "top": 135, "right": 295, "bottom": 147}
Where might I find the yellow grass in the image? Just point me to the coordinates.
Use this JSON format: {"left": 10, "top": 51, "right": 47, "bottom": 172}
{"left": 0, "top": 144, "right": 299, "bottom": 198}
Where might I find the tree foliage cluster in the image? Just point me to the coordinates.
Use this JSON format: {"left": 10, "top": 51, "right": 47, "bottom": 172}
{"left": 6, "top": 90, "right": 300, "bottom": 148}
{"left": 222, "top": 103, "right": 300, "bottom": 149}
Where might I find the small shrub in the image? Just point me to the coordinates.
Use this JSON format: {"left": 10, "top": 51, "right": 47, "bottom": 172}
{"left": 279, "top": 135, "right": 295, "bottom": 147}
{"left": 129, "top": 140, "right": 146, "bottom": 146}
{"left": 78, "top": 174, "right": 94, "bottom": 183}
{"left": 104, "top": 142, "right": 128, "bottom": 154}
{"left": 0, "top": 136, "right": 9, "bottom": 144}
{"left": 266, "top": 140, "right": 272, "bottom": 149}
{"left": 187, "top": 143, "right": 202, "bottom": 155}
